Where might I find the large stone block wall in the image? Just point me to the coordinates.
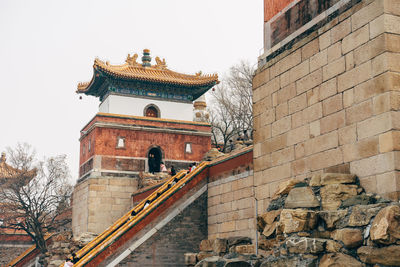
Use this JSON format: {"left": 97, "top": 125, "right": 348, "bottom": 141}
{"left": 72, "top": 177, "right": 138, "bottom": 237}
{"left": 208, "top": 171, "right": 255, "bottom": 240}
{"left": 253, "top": 0, "right": 400, "bottom": 214}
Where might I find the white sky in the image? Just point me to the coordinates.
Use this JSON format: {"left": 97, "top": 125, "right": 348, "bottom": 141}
{"left": 0, "top": 0, "right": 263, "bottom": 182}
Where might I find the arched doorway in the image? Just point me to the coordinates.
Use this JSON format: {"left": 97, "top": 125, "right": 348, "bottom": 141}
{"left": 148, "top": 147, "right": 162, "bottom": 173}
{"left": 144, "top": 104, "right": 160, "bottom": 118}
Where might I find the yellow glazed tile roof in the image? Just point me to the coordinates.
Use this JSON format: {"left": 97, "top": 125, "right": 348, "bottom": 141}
{"left": 0, "top": 153, "right": 36, "bottom": 180}
{"left": 77, "top": 51, "right": 219, "bottom": 92}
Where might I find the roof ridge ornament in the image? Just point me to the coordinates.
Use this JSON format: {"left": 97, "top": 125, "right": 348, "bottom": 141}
{"left": 154, "top": 56, "right": 167, "bottom": 69}
{"left": 0, "top": 152, "right": 5, "bottom": 163}
{"left": 126, "top": 53, "right": 139, "bottom": 66}
{"left": 141, "top": 49, "right": 151, "bottom": 67}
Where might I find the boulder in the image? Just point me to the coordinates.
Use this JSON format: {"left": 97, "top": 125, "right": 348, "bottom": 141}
{"left": 234, "top": 244, "right": 255, "bottom": 254}
{"left": 195, "top": 256, "right": 226, "bottom": 267}
{"left": 277, "top": 209, "right": 317, "bottom": 234}
{"left": 272, "top": 179, "right": 303, "bottom": 199}
{"left": 185, "top": 253, "right": 198, "bottom": 266}
{"left": 285, "top": 237, "right": 326, "bottom": 254}
{"left": 331, "top": 228, "right": 363, "bottom": 248}
{"left": 319, "top": 253, "right": 362, "bottom": 267}
{"left": 197, "top": 251, "right": 214, "bottom": 261}
{"left": 262, "top": 221, "right": 277, "bottom": 238}
{"left": 261, "top": 210, "right": 281, "bottom": 225}
{"left": 320, "top": 173, "right": 356, "bottom": 185}
{"left": 200, "top": 240, "right": 213, "bottom": 252}
{"left": 340, "top": 194, "right": 375, "bottom": 208}
{"left": 320, "top": 184, "right": 358, "bottom": 210}
{"left": 318, "top": 209, "right": 348, "bottom": 229}
{"left": 227, "top": 236, "right": 252, "bottom": 247}
{"left": 348, "top": 204, "right": 386, "bottom": 226}
{"left": 357, "top": 245, "right": 400, "bottom": 266}
{"left": 325, "top": 240, "right": 342, "bottom": 253}
{"left": 310, "top": 174, "right": 321, "bottom": 186}
{"left": 224, "top": 260, "right": 251, "bottom": 267}
{"left": 284, "top": 187, "right": 320, "bottom": 208}
{"left": 370, "top": 205, "right": 400, "bottom": 245}
{"left": 213, "top": 238, "right": 228, "bottom": 254}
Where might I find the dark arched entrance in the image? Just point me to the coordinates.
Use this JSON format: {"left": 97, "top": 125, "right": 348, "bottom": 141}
{"left": 148, "top": 147, "right": 162, "bottom": 173}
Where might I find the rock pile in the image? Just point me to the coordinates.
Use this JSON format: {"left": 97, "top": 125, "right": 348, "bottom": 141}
{"left": 185, "top": 237, "right": 257, "bottom": 266}
{"left": 186, "top": 173, "right": 400, "bottom": 266}
{"left": 257, "top": 173, "right": 400, "bottom": 266}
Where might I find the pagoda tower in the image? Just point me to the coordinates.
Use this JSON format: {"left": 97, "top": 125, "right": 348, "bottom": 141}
{"left": 72, "top": 49, "right": 218, "bottom": 236}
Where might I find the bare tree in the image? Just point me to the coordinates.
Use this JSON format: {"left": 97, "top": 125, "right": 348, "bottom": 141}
{"left": 208, "top": 61, "right": 255, "bottom": 152}
{"left": 0, "top": 143, "right": 73, "bottom": 254}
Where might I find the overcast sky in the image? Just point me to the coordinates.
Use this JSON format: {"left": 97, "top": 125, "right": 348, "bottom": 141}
{"left": 0, "top": 0, "right": 263, "bottom": 181}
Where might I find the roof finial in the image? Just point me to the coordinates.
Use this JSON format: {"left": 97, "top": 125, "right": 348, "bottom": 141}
{"left": 142, "top": 49, "right": 152, "bottom": 67}
{"left": 0, "top": 152, "right": 5, "bottom": 163}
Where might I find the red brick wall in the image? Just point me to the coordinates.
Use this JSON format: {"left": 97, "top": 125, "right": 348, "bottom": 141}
{"left": 264, "top": 0, "right": 293, "bottom": 22}
{"left": 79, "top": 114, "right": 211, "bottom": 170}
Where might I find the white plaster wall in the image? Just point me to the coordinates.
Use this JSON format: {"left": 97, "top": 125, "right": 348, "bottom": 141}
{"left": 99, "top": 94, "right": 193, "bottom": 121}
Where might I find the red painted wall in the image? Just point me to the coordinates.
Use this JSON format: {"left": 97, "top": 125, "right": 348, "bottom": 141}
{"left": 264, "top": 0, "right": 293, "bottom": 22}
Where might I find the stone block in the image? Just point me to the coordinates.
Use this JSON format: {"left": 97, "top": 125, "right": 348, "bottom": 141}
{"left": 319, "top": 78, "right": 337, "bottom": 101}
{"left": 327, "top": 42, "right": 342, "bottom": 62}
{"left": 342, "top": 24, "right": 369, "bottom": 54}
{"left": 296, "top": 69, "right": 323, "bottom": 95}
{"left": 302, "top": 38, "right": 320, "bottom": 60}
{"left": 288, "top": 93, "right": 307, "bottom": 114}
{"left": 310, "top": 49, "right": 328, "bottom": 72}
{"left": 379, "top": 130, "right": 400, "bottom": 152}
{"left": 372, "top": 52, "right": 400, "bottom": 77}
{"left": 338, "top": 60, "right": 372, "bottom": 92}
{"left": 307, "top": 148, "right": 343, "bottom": 172}
{"left": 272, "top": 178, "right": 302, "bottom": 198}
{"left": 319, "top": 31, "right": 331, "bottom": 50}
{"left": 357, "top": 111, "right": 392, "bottom": 140}
{"left": 350, "top": 152, "right": 397, "bottom": 178}
{"left": 320, "top": 110, "right": 345, "bottom": 134}
{"left": 197, "top": 251, "right": 214, "bottom": 261}
{"left": 351, "top": 0, "right": 384, "bottom": 31}
{"left": 253, "top": 68, "right": 270, "bottom": 89}
{"left": 373, "top": 91, "right": 400, "bottom": 115}
{"left": 263, "top": 163, "right": 291, "bottom": 184}
{"left": 279, "top": 49, "right": 302, "bottom": 75}
{"left": 278, "top": 209, "right": 317, "bottom": 234}
{"left": 343, "top": 88, "right": 354, "bottom": 108}
{"left": 271, "top": 146, "right": 294, "bottom": 166}
{"left": 277, "top": 83, "right": 296, "bottom": 105}
{"left": 287, "top": 124, "right": 309, "bottom": 146}
{"left": 338, "top": 124, "right": 356, "bottom": 145}
{"left": 331, "top": 18, "right": 351, "bottom": 44}
{"left": 304, "top": 131, "right": 338, "bottom": 156}
{"left": 280, "top": 70, "right": 290, "bottom": 88}
{"left": 309, "top": 120, "right": 321, "bottom": 138}
{"left": 357, "top": 245, "right": 400, "bottom": 266}
{"left": 275, "top": 102, "right": 288, "bottom": 120}
{"left": 323, "top": 94, "right": 343, "bottom": 116}
{"left": 354, "top": 72, "right": 399, "bottom": 104}
{"left": 376, "top": 171, "right": 400, "bottom": 196}
{"left": 323, "top": 57, "right": 345, "bottom": 82}
{"left": 325, "top": 241, "right": 343, "bottom": 253}
{"left": 342, "top": 136, "right": 379, "bottom": 162}
{"left": 284, "top": 187, "right": 319, "bottom": 208}
{"left": 320, "top": 253, "right": 362, "bottom": 267}
{"left": 271, "top": 116, "right": 291, "bottom": 137}
{"left": 289, "top": 60, "right": 309, "bottom": 83}
{"left": 354, "top": 34, "right": 385, "bottom": 66}
{"left": 346, "top": 99, "right": 373, "bottom": 125}
{"left": 345, "top": 51, "right": 354, "bottom": 71}
{"left": 261, "top": 134, "right": 287, "bottom": 154}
